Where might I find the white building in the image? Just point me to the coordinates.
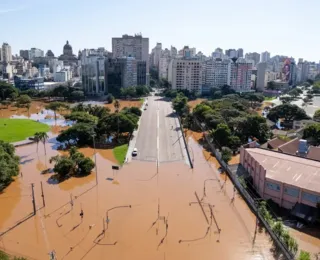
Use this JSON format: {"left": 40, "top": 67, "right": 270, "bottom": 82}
{"left": 112, "top": 34, "right": 149, "bottom": 72}
{"left": 30, "top": 48, "right": 44, "bottom": 60}
{"left": 170, "top": 46, "right": 177, "bottom": 58}
{"left": 48, "top": 58, "right": 64, "bottom": 74}
{"left": 230, "top": 58, "right": 253, "bottom": 92}
{"left": 1, "top": 43, "right": 12, "bottom": 63}
{"left": 123, "top": 57, "right": 137, "bottom": 88}
{"left": 54, "top": 70, "right": 68, "bottom": 82}
{"left": 158, "top": 57, "right": 170, "bottom": 79}
{"left": 168, "top": 59, "right": 202, "bottom": 93}
{"left": 152, "top": 43, "right": 162, "bottom": 68}
{"left": 256, "top": 62, "right": 267, "bottom": 91}
{"left": 204, "top": 58, "right": 231, "bottom": 87}
{"left": 264, "top": 71, "right": 278, "bottom": 86}
{"left": 261, "top": 51, "right": 270, "bottom": 62}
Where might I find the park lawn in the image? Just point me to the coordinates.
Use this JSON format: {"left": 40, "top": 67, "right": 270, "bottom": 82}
{"left": 0, "top": 119, "right": 50, "bottom": 143}
{"left": 113, "top": 144, "right": 128, "bottom": 165}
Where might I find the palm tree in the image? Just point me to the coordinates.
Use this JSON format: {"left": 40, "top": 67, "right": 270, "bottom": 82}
{"left": 114, "top": 99, "right": 120, "bottom": 112}
{"left": 26, "top": 103, "right": 31, "bottom": 118}
{"left": 38, "top": 132, "right": 49, "bottom": 155}
{"left": 34, "top": 132, "right": 41, "bottom": 153}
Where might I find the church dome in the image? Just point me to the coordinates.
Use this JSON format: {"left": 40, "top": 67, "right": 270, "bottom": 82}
{"left": 63, "top": 40, "right": 73, "bottom": 56}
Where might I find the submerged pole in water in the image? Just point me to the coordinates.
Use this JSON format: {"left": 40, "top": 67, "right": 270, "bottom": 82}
{"left": 31, "top": 183, "right": 36, "bottom": 215}
{"left": 40, "top": 181, "right": 45, "bottom": 207}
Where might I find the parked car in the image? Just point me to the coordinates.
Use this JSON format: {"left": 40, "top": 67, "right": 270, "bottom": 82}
{"left": 132, "top": 148, "right": 138, "bottom": 156}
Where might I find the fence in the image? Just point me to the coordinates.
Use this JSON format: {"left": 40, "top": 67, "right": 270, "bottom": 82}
{"left": 177, "top": 115, "right": 193, "bottom": 169}
{"left": 193, "top": 117, "right": 294, "bottom": 260}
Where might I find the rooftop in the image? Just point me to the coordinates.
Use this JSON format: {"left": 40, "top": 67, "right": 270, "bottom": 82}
{"left": 246, "top": 148, "right": 320, "bottom": 193}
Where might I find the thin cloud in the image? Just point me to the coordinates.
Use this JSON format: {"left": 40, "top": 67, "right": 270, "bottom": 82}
{"left": 0, "top": 6, "right": 25, "bottom": 14}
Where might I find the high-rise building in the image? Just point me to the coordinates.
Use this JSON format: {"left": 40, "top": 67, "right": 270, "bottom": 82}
{"left": 170, "top": 46, "right": 177, "bottom": 58}
{"left": 230, "top": 58, "right": 253, "bottom": 92}
{"left": 30, "top": 48, "right": 44, "bottom": 59}
{"left": 298, "top": 61, "right": 310, "bottom": 82}
{"left": 237, "top": 48, "right": 244, "bottom": 58}
{"left": 112, "top": 34, "right": 149, "bottom": 72}
{"left": 20, "top": 50, "right": 31, "bottom": 60}
{"left": 1, "top": 43, "right": 12, "bottom": 63}
{"left": 215, "top": 47, "right": 223, "bottom": 53}
{"left": 261, "top": 51, "right": 270, "bottom": 62}
{"left": 168, "top": 59, "right": 202, "bottom": 93}
{"left": 225, "top": 49, "right": 237, "bottom": 58}
{"left": 256, "top": 62, "right": 267, "bottom": 91}
{"left": 245, "top": 52, "right": 261, "bottom": 67}
{"left": 158, "top": 57, "right": 170, "bottom": 79}
{"left": 181, "top": 46, "right": 196, "bottom": 58}
{"left": 137, "top": 61, "right": 147, "bottom": 86}
{"left": 152, "top": 43, "right": 162, "bottom": 68}
{"left": 204, "top": 58, "right": 231, "bottom": 87}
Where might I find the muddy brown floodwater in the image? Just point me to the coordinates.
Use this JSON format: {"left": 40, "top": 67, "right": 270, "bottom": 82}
{"left": 0, "top": 132, "right": 319, "bottom": 259}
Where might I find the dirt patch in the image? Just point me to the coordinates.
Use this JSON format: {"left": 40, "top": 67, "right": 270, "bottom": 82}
{"left": 0, "top": 101, "right": 46, "bottom": 118}
{"left": 105, "top": 100, "right": 143, "bottom": 113}
{"left": 187, "top": 99, "right": 206, "bottom": 111}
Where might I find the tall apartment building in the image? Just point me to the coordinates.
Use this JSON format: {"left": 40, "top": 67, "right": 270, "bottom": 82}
{"left": 152, "top": 43, "right": 162, "bottom": 68}
{"left": 123, "top": 57, "right": 137, "bottom": 88}
{"left": 170, "top": 46, "right": 177, "bottom": 58}
{"left": 20, "top": 50, "right": 30, "bottom": 60}
{"left": 30, "top": 48, "right": 44, "bottom": 60}
{"left": 1, "top": 43, "right": 12, "bottom": 63}
{"left": 230, "top": 58, "right": 253, "bottom": 92}
{"left": 261, "top": 51, "right": 270, "bottom": 62}
{"left": 225, "top": 49, "right": 237, "bottom": 58}
{"left": 112, "top": 34, "right": 149, "bottom": 71}
{"left": 298, "top": 61, "right": 310, "bottom": 82}
{"left": 256, "top": 62, "right": 267, "bottom": 91}
{"left": 245, "top": 52, "right": 260, "bottom": 67}
{"left": 158, "top": 57, "right": 170, "bottom": 79}
{"left": 237, "top": 48, "right": 244, "bottom": 58}
{"left": 168, "top": 59, "right": 202, "bottom": 93}
{"left": 137, "top": 61, "right": 147, "bottom": 86}
{"left": 204, "top": 58, "right": 231, "bottom": 87}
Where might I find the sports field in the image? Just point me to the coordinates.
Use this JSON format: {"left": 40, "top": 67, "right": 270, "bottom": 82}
{"left": 0, "top": 118, "right": 50, "bottom": 143}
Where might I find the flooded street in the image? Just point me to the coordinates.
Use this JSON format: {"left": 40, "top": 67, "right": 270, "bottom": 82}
{"left": 1, "top": 137, "right": 277, "bottom": 260}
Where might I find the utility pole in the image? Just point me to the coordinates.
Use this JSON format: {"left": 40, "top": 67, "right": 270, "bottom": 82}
{"left": 31, "top": 183, "right": 36, "bottom": 215}
{"left": 40, "top": 181, "right": 45, "bottom": 207}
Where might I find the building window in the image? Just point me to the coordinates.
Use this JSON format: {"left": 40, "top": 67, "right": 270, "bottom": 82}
{"left": 302, "top": 191, "right": 320, "bottom": 203}
{"left": 265, "top": 182, "right": 280, "bottom": 192}
{"left": 284, "top": 187, "right": 299, "bottom": 197}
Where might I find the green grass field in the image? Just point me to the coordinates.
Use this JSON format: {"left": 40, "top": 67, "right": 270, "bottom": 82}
{"left": 113, "top": 144, "right": 128, "bottom": 164}
{"left": 0, "top": 119, "right": 50, "bottom": 143}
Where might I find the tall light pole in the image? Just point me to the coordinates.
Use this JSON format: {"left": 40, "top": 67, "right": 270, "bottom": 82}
{"left": 92, "top": 133, "right": 98, "bottom": 185}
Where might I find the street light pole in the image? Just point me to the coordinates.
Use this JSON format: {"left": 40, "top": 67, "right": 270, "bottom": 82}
{"left": 92, "top": 134, "right": 98, "bottom": 185}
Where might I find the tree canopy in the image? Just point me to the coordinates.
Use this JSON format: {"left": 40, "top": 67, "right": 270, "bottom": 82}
{"left": 0, "top": 82, "right": 18, "bottom": 101}
{"left": 303, "top": 123, "right": 320, "bottom": 145}
{"left": 0, "top": 141, "right": 19, "bottom": 191}
{"left": 267, "top": 104, "right": 310, "bottom": 122}
{"left": 313, "top": 109, "right": 320, "bottom": 122}
{"left": 172, "top": 93, "right": 189, "bottom": 116}
{"left": 64, "top": 111, "right": 98, "bottom": 124}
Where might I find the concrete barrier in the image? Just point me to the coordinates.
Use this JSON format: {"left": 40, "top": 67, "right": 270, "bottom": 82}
{"left": 177, "top": 116, "right": 193, "bottom": 169}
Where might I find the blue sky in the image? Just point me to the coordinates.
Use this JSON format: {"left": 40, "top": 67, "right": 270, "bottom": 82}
{"left": 1, "top": 0, "right": 319, "bottom": 62}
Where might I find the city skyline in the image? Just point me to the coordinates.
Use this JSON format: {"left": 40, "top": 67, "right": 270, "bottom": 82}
{"left": 1, "top": 0, "right": 320, "bottom": 62}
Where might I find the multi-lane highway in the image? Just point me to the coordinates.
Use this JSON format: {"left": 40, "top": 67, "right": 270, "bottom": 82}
{"left": 133, "top": 94, "right": 188, "bottom": 164}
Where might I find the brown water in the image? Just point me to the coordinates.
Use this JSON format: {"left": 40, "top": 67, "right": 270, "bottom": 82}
{"left": 0, "top": 135, "right": 319, "bottom": 259}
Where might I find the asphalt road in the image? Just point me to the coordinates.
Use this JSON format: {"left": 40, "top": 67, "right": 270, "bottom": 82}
{"left": 134, "top": 95, "right": 187, "bottom": 163}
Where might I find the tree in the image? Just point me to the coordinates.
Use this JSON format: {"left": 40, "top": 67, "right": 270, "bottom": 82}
{"left": 227, "top": 136, "right": 242, "bottom": 152}
{"left": 221, "top": 147, "right": 232, "bottom": 164}
{"left": 45, "top": 102, "right": 69, "bottom": 123}
{"left": 210, "top": 123, "right": 231, "bottom": 147}
{"left": 136, "top": 85, "right": 150, "bottom": 96}
{"left": 314, "top": 109, "right": 320, "bottom": 122}
{"left": 1, "top": 100, "right": 11, "bottom": 108}
{"left": 279, "top": 95, "right": 293, "bottom": 104}
{"left": 221, "top": 85, "right": 236, "bottom": 95}
{"left": 52, "top": 85, "right": 69, "bottom": 100}
{"left": 57, "top": 123, "right": 95, "bottom": 146}
{"left": 34, "top": 132, "right": 41, "bottom": 153}
{"left": 297, "top": 251, "right": 311, "bottom": 260}
{"left": 65, "top": 112, "right": 98, "bottom": 124}
{"left": 0, "top": 82, "right": 18, "bottom": 101}
{"left": 122, "top": 106, "right": 142, "bottom": 116}
{"left": 70, "top": 90, "right": 84, "bottom": 101}
{"left": 241, "top": 115, "right": 270, "bottom": 143}
{"left": 106, "top": 94, "right": 114, "bottom": 104}
{"left": 50, "top": 147, "right": 94, "bottom": 180}
{"left": 16, "top": 94, "right": 32, "bottom": 110}
{"left": 288, "top": 88, "right": 302, "bottom": 98}
{"left": 172, "top": 93, "right": 189, "bottom": 117}
{"left": 0, "top": 141, "right": 19, "bottom": 191}
{"left": 37, "top": 132, "right": 49, "bottom": 155}
{"left": 267, "top": 104, "right": 310, "bottom": 122}
{"left": 303, "top": 123, "right": 320, "bottom": 145}
{"left": 114, "top": 99, "right": 120, "bottom": 112}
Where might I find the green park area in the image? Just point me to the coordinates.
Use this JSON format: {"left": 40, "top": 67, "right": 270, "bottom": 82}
{"left": 113, "top": 144, "right": 129, "bottom": 164}
{"left": 0, "top": 119, "right": 50, "bottom": 143}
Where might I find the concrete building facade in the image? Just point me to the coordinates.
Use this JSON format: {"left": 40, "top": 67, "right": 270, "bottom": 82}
{"left": 204, "top": 58, "right": 231, "bottom": 87}
{"left": 168, "top": 59, "right": 202, "bottom": 93}
{"left": 158, "top": 57, "right": 170, "bottom": 79}
{"left": 30, "top": 48, "right": 44, "bottom": 60}
{"left": 1, "top": 43, "right": 12, "bottom": 63}
{"left": 245, "top": 52, "right": 260, "bottom": 67}
{"left": 230, "top": 58, "right": 253, "bottom": 92}
{"left": 256, "top": 62, "right": 267, "bottom": 91}
{"left": 261, "top": 51, "right": 270, "bottom": 62}
{"left": 240, "top": 147, "right": 320, "bottom": 211}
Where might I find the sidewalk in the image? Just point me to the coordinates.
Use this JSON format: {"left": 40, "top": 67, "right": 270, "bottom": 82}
{"left": 125, "top": 98, "right": 147, "bottom": 163}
